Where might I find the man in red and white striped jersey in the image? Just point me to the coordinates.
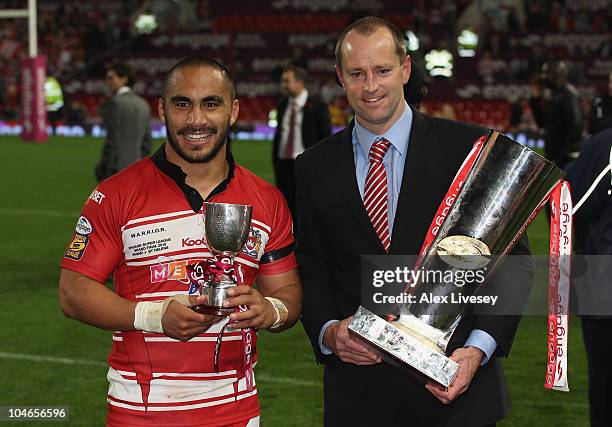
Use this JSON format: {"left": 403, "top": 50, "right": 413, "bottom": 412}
{"left": 59, "top": 56, "right": 302, "bottom": 427}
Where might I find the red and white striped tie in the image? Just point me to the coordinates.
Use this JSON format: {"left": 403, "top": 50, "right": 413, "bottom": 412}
{"left": 364, "top": 138, "right": 391, "bottom": 252}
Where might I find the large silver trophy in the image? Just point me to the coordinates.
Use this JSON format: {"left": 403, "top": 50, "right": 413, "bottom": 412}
{"left": 193, "top": 202, "right": 253, "bottom": 316}
{"left": 348, "top": 132, "right": 563, "bottom": 386}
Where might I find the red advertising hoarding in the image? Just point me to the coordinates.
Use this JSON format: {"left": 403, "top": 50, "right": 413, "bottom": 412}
{"left": 20, "top": 55, "right": 47, "bottom": 142}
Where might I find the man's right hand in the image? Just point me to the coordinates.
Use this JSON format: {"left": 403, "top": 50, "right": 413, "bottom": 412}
{"left": 161, "top": 295, "right": 223, "bottom": 342}
{"left": 323, "top": 316, "right": 382, "bottom": 365}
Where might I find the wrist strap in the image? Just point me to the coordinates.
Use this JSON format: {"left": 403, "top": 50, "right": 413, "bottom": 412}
{"left": 134, "top": 295, "right": 191, "bottom": 333}
{"left": 265, "top": 296, "right": 288, "bottom": 329}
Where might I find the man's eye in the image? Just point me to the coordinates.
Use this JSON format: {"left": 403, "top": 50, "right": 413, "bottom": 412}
{"left": 350, "top": 71, "right": 363, "bottom": 79}
{"left": 204, "top": 102, "right": 219, "bottom": 108}
{"left": 378, "top": 69, "right": 390, "bottom": 76}
{"left": 175, "top": 102, "right": 190, "bottom": 108}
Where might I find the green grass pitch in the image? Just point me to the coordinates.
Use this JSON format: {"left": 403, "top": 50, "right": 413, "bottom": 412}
{"left": 0, "top": 135, "right": 589, "bottom": 426}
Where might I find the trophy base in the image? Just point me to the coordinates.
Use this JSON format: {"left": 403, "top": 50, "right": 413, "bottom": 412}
{"left": 192, "top": 304, "right": 233, "bottom": 317}
{"left": 348, "top": 306, "right": 460, "bottom": 387}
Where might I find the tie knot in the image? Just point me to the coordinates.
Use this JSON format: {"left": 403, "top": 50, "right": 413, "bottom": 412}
{"left": 369, "top": 138, "right": 390, "bottom": 163}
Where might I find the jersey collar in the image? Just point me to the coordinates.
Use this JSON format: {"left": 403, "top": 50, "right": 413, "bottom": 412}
{"left": 151, "top": 142, "right": 236, "bottom": 212}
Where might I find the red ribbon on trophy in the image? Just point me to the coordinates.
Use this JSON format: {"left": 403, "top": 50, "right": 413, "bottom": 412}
{"left": 189, "top": 258, "right": 256, "bottom": 393}
{"left": 417, "top": 136, "right": 488, "bottom": 262}
{"left": 545, "top": 181, "right": 572, "bottom": 392}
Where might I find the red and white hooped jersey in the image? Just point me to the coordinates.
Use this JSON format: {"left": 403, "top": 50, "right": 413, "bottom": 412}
{"left": 61, "top": 147, "right": 296, "bottom": 427}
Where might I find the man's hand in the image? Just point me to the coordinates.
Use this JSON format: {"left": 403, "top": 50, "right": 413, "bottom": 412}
{"left": 162, "top": 295, "right": 223, "bottom": 342}
{"left": 425, "top": 346, "right": 484, "bottom": 405}
{"left": 222, "top": 285, "right": 277, "bottom": 330}
{"left": 324, "top": 316, "right": 381, "bottom": 366}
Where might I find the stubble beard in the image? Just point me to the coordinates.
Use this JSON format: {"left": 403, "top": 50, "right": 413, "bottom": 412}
{"left": 165, "top": 119, "right": 231, "bottom": 164}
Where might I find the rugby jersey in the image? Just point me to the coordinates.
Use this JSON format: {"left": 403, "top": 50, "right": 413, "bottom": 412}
{"left": 61, "top": 145, "right": 296, "bottom": 426}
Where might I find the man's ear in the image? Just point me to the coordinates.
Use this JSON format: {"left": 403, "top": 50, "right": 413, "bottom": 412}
{"left": 402, "top": 55, "right": 412, "bottom": 85}
{"left": 157, "top": 98, "right": 165, "bottom": 123}
{"left": 230, "top": 99, "right": 239, "bottom": 126}
{"left": 335, "top": 64, "right": 345, "bottom": 88}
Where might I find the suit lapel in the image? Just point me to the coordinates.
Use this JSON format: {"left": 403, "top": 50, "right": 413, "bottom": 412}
{"left": 390, "top": 109, "right": 434, "bottom": 254}
{"left": 334, "top": 122, "right": 385, "bottom": 250}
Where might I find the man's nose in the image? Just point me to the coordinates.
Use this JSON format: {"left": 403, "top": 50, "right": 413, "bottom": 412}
{"left": 186, "top": 107, "right": 208, "bottom": 126}
{"left": 363, "top": 71, "right": 379, "bottom": 93}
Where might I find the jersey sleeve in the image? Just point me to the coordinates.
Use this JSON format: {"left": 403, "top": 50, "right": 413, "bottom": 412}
{"left": 60, "top": 184, "right": 124, "bottom": 283}
{"left": 258, "top": 188, "right": 297, "bottom": 275}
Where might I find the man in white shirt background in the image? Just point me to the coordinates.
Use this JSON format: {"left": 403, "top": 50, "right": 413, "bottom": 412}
{"left": 272, "top": 65, "right": 331, "bottom": 219}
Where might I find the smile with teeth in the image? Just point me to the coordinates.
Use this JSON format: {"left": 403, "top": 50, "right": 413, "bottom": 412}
{"left": 363, "top": 95, "right": 385, "bottom": 104}
{"left": 183, "top": 132, "right": 214, "bottom": 143}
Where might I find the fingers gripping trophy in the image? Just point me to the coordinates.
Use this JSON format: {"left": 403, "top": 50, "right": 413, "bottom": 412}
{"left": 191, "top": 202, "right": 253, "bottom": 316}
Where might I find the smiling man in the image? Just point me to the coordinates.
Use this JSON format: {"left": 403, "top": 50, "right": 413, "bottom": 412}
{"left": 295, "top": 17, "right": 532, "bottom": 427}
{"left": 59, "top": 56, "right": 302, "bottom": 427}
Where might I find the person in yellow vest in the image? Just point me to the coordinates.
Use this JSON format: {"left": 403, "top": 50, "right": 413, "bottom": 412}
{"left": 45, "top": 75, "right": 64, "bottom": 135}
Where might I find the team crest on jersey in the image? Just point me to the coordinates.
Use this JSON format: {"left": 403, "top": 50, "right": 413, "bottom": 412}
{"left": 242, "top": 228, "right": 262, "bottom": 258}
{"left": 64, "top": 232, "right": 89, "bottom": 261}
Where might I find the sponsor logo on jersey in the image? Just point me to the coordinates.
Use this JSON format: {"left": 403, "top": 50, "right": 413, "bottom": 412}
{"left": 64, "top": 232, "right": 89, "bottom": 261}
{"left": 182, "top": 237, "right": 206, "bottom": 247}
{"left": 89, "top": 189, "right": 106, "bottom": 205}
{"left": 75, "top": 216, "right": 93, "bottom": 235}
{"left": 242, "top": 228, "right": 262, "bottom": 258}
{"left": 130, "top": 227, "right": 166, "bottom": 239}
{"left": 150, "top": 259, "right": 193, "bottom": 283}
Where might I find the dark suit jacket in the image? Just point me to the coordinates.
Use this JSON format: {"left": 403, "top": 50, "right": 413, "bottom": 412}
{"left": 96, "top": 90, "right": 152, "bottom": 182}
{"left": 295, "top": 108, "right": 533, "bottom": 427}
{"left": 272, "top": 94, "right": 331, "bottom": 159}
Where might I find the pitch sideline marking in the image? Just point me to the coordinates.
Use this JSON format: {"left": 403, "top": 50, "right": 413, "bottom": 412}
{"left": 0, "top": 351, "right": 320, "bottom": 388}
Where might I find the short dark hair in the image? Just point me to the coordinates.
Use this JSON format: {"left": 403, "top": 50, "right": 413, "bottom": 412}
{"left": 282, "top": 65, "right": 307, "bottom": 83}
{"left": 335, "top": 16, "right": 407, "bottom": 69}
{"left": 162, "top": 55, "right": 235, "bottom": 100}
{"left": 108, "top": 60, "right": 135, "bottom": 87}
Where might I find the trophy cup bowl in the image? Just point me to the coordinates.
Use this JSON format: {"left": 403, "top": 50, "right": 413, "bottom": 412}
{"left": 192, "top": 202, "right": 253, "bottom": 316}
{"left": 349, "top": 132, "right": 563, "bottom": 386}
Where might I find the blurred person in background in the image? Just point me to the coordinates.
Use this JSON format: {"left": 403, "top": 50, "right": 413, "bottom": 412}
{"left": 60, "top": 56, "right": 302, "bottom": 427}
{"left": 530, "top": 60, "right": 585, "bottom": 169}
{"left": 566, "top": 87, "right": 612, "bottom": 427}
{"left": 588, "top": 71, "right": 612, "bottom": 135}
{"left": 403, "top": 63, "right": 428, "bottom": 110}
{"left": 272, "top": 65, "right": 331, "bottom": 219}
{"left": 45, "top": 74, "right": 64, "bottom": 135}
{"left": 95, "top": 60, "right": 152, "bottom": 182}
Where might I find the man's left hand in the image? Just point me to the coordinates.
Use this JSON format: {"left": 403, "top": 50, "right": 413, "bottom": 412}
{"left": 425, "top": 346, "right": 484, "bottom": 405}
{"left": 222, "top": 285, "right": 276, "bottom": 330}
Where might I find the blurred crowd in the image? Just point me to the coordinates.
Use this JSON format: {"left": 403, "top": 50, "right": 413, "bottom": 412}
{"left": 0, "top": 0, "right": 610, "bottom": 141}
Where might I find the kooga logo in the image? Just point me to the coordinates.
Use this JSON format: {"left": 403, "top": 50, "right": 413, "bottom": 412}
{"left": 182, "top": 237, "right": 206, "bottom": 247}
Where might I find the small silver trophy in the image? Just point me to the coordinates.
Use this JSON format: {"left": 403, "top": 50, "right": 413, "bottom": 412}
{"left": 349, "top": 132, "right": 563, "bottom": 386}
{"left": 192, "top": 202, "right": 253, "bottom": 316}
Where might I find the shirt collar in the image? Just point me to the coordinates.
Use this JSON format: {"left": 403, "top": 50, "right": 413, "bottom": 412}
{"left": 151, "top": 141, "right": 236, "bottom": 212}
{"left": 116, "top": 86, "right": 131, "bottom": 95}
{"left": 291, "top": 89, "right": 308, "bottom": 108}
{"left": 353, "top": 101, "right": 412, "bottom": 158}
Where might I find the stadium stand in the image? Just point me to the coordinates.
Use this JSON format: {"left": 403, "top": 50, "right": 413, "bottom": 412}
{"left": 1, "top": 0, "right": 610, "bottom": 138}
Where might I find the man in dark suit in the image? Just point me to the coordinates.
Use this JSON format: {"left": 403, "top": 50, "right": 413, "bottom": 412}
{"left": 295, "top": 17, "right": 533, "bottom": 427}
{"left": 95, "top": 61, "right": 152, "bottom": 182}
{"left": 273, "top": 65, "right": 331, "bottom": 218}
{"left": 529, "top": 61, "right": 585, "bottom": 170}
{"left": 567, "top": 99, "right": 612, "bottom": 427}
